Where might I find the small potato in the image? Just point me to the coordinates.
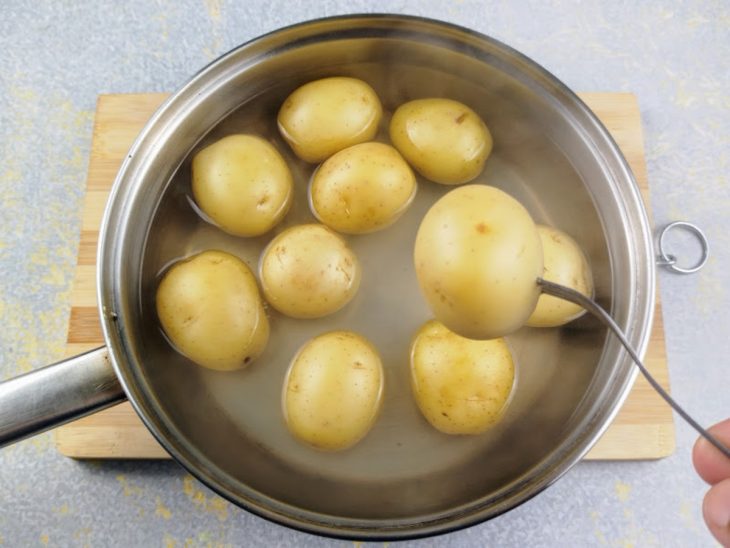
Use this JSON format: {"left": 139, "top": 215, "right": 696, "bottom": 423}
{"left": 527, "top": 225, "right": 593, "bottom": 327}
{"left": 410, "top": 320, "right": 514, "bottom": 435}
{"left": 259, "top": 224, "right": 361, "bottom": 318}
{"left": 192, "top": 134, "right": 293, "bottom": 237}
{"left": 389, "top": 98, "right": 492, "bottom": 185}
{"left": 414, "top": 185, "right": 543, "bottom": 340}
{"left": 156, "top": 250, "right": 269, "bottom": 371}
{"left": 310, "top": 142, "right": 417, "bottom": 234}
{"left": 283, "top": 331, "right": 384, "bottom": 451}
{"left": 277, "top": 77, "right": 382, "bottom": 163}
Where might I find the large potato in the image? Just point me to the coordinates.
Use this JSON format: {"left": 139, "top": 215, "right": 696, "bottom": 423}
{"left": 527, "top": 225, "right": 593, "bottom": 327}
{"left": 156, "top": 250, "right": 269, "bottom": 371}
{"left": 310, "top": 142, "right": 417, "bottom": 234}
{"left": 192, "top": 134, "right": 293, "bottom": 237}
{"left": 277, "top": 77, "right": 382, "bottom": 163}
{"left": 259, "top": 224, "right": 361, "bottom": 318}
{"left": 389, "top": 98, "right": 492, "bottom": 185}
{"left": 414, "top": 185, "right": 543, "bottom": 340}
{"left": 283, "top": 331, "right": 384, "bottom": 451}
{"left": 410, "top": 320, "right": 514, "bottom": 435}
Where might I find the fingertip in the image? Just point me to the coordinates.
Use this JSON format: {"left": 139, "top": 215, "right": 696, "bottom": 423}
{"left": 693, "top": 433, "right": 705, "bottom": 475}
{"left": 693, "top": 419, "right": 730, "bottom": 485}
{"left": 703, "top": 478, "right": 730, "bottom": 547}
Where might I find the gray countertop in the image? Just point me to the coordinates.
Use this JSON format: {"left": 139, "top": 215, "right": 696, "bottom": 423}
{"left": 1, "top": 1, "right": 728, "bottom": 546}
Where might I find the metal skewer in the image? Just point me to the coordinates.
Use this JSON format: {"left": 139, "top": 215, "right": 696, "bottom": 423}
{"left": 538, "top": 277, "right": 730, "bottom": 460}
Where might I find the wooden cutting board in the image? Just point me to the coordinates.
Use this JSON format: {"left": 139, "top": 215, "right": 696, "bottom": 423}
{"left": 55, "top": 93, "right": 675, "bottom": 460}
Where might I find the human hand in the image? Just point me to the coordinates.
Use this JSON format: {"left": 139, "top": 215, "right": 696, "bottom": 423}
{"left": 692, "top": 419, "right": 730, "bottom": 547}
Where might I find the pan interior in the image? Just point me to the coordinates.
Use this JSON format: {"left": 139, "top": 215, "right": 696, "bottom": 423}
{"left": 132, "top": 34, "right": 617, "bottom": 524}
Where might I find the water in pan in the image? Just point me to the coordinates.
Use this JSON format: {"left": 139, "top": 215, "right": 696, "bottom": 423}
{"left": 141, "top": 60, "right": 605, "bottom": 514}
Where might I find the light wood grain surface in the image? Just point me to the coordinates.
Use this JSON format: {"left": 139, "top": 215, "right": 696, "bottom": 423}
{"left": 55, "top": 93, "right": 675, "bottom": 460}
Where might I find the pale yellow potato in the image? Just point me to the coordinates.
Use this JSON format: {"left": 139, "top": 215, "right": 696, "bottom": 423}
{"left": 259, "top": 224, "right": 361, "bottom": 319}
{"left": 527, "top": 225, "right": 594, "bottom": 327}
{"left": 414, "top": 185, "right": 543, "bottom": 340}
{"left": 192, "top": 134, "right": 293, "bottom": 237}
{"left": 389, "top": 98, "right": 492, "bottom": 185}
{"left": 310, "top": 142, "right": 417, "bottom": 234}
{"left": 277, "top": 77, "right": 382, "bottom": 163}
{"left": 156, "top": 250, "right": 269, "bottom": 371}
{"left": 410, "top": 320, "right": 515, "bottom": 435}
{"left": 283, "top": 331, "right": 384, "bottom": 451}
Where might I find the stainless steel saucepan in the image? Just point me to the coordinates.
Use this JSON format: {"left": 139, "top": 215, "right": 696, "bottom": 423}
{"left": 0, "top": 15, "right": 653, "bottom": 539}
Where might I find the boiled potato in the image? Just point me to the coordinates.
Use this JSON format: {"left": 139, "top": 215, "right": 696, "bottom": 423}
{"left": 527, "top": 225, "right": 593, "bottom": 327}
{"left": 278, "top": 77, "right": 382, "bottom": 163}
{"left": 192, "top": 134, "right": 293, "bottom": 237}
{"left": 389, "top": 98, "right": 492, "bottom": 185}
{"left": 410, "top": 320, "right": 514, "bottom": 435}
{"left": 310, "top": 142, "right": 417, "bottom": 234}
{"left": 283, "top": 331, "right": 384, "bottom": 451}
{"left": 414, "top": 185, "right": 543, "bottom": 340}
{"left": 259, "top": 224, "right": 361, "bottom": 318}
{"left": 156, "top": 250, "right": 269, "bottom": 371}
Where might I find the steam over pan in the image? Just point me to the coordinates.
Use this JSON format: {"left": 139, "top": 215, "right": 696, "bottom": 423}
{"left": 0, "top": 15, "right": 654, "bottom": 540}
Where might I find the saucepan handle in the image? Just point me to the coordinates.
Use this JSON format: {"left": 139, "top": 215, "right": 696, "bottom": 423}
{"left": 0, "top": 347, "right": 125, "bottom": 447}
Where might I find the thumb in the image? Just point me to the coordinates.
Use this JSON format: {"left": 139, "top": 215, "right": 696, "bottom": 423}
{"left": 703, "top": 478, "right": 730, "bottom": 547}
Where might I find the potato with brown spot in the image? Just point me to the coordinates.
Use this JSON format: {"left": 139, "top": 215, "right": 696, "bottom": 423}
{"left": 410, "top": 320, "right": 514, "bottom": 434}
{"left": 527, "top": 225, "right": 594, "bottom": 327}
{"left": 156, "top": 250, "right": 269, "bottom": 371}
{"left": 389, "top": 98, "right": 492, "bottom": 185}
{"left": 283, "top": 331, "right": 384, "bottom": 450}
{"left": 259, "top": 224, "right": 361, "bottom": 318}
{"left": 277, "top": 77, "right": 382, "bottom": 163}
{"left": 414, "top": 185, "right": 543, "bottom": 340}
{"left": 191, "top": 135, "right": 293, "bottom": 237}
{"left": 310, "top": 142, "right": 417, "bottom": 234}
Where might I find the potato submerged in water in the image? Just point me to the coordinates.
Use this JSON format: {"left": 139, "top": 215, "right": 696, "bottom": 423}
{"left": 156, "top": 250, "right": 269, "bottom": 371}
{"left": 310, "top": 142, "right": 417, "bottom": 234}
{"left": 414, "top": 185, "right": 543, "bottom": 340}
{"left": 192, "top": 135, "right": 293, "bottom": 237}
{"left": 259, "top": 224, "right": 361, "bottom": 318}
{"left": 283, "top": 331, "right": 384, "bottom": 451}
{"left": 527, "top": 225, "right": 593, "bottom": 327}
{"left": 410, "top": 320, "right": 514, "bottom": 435}
{"left": 390, "top": 98, "right": 492, "bottom": 185}
{"left": 278, "top": 77, "right": 383, "bottom": 163}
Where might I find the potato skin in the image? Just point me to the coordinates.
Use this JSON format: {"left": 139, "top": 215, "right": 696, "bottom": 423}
{"left": 259, "top": 224, "right": 361, "bottom": 319}
{"left": 389, "top": 98, "right": 492, "bottom": 185}
{"left": 191, "top": 134, "right": 293, "bottom": 237}
{"left": 410, "top": 320, "right": 514, "bottom": 435}
{"left": 277, "top": 77, "right": 382, "bottom": 163}
{"left": 414, "top": 185, "right": 543, "bottom": 340}
{"left": 526, "top": 225, "right": 593, "bottom": 327}
{"left": 156, "top": 250, "right": 269, "bottom": 371}
{"left": 283, "top": 331, "right": 384, "bottom": 451}
{"left": 310, "top": 142, "right": 417, "bottom": 234}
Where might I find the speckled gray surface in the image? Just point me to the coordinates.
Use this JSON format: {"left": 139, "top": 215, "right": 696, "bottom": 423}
{"left": 1, "top": 1, "right": 728, "bottom": 546}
